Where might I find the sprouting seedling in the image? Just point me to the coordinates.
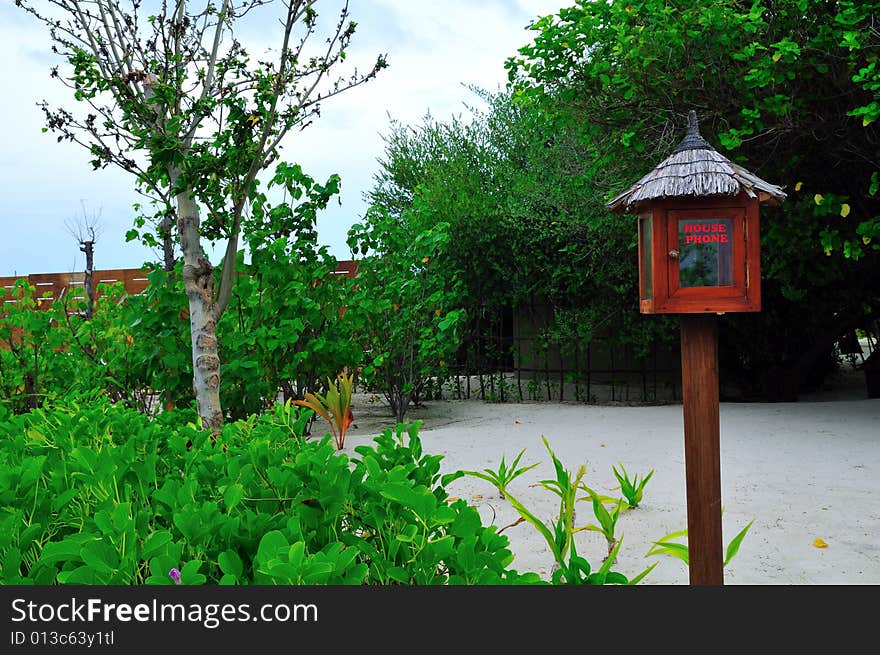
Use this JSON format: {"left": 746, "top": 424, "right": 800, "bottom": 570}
{"left": 459, "top": 448, "right": 538, "bottom": 498}
{"left": 646, "top": 519, "right": 755, "bottom": 567}
{"left": 458, "top": 437, "right": 580, "bottom": 577}
{"left": 580, "top": 488, "right": 626, "bottom": 560}
{"left": 293, "top": 370, "right": 355, "bottom": 450}
{"left": 612, "top": 463, "right": 654, "bottom": 509}
{"left": 458, "top": 436, "right": 656, "bottom": 585}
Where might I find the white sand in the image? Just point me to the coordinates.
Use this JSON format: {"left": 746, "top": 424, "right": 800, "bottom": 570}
{"left": 340, "top": 368, "right": 880, "bottom": 585}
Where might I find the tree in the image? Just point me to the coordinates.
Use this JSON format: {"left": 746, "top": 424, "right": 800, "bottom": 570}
{"left": 347, "top": 191, "right": 467, "bottom": 422}
{"left": 222, "top": 162, "right": 365, "bottom": 417}
{"left": 19, "top": 0, "right": 386, "bottom": 428}
{"left": 504, "top": 0, "right": 880, "bottom": 399}
{"left": 64, "top": 201, "right": 103, "bottom": 320}
{"left": 367, "top": 89, "right": 675, "bottom": 375}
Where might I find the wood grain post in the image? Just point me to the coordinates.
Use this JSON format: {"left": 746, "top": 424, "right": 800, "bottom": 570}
{"left": 680, "top": 314, "right": 724, "bottom": 585}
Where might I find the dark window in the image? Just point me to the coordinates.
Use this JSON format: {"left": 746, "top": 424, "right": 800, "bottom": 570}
{"left": 677, "top": 218, "right": 733, "bottom": 287}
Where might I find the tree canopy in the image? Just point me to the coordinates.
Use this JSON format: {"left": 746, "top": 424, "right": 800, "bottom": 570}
{"left": 367, "top": 0, "right": 879, "bottom": 400}
{"left": 503, "top": 0, "right": 879, "bottom": 399}
{"left": 507, "top": 0, "right": 879, "bottom": 260}
{"left": 369, "top": 87, "right": 672, "bottom": 342}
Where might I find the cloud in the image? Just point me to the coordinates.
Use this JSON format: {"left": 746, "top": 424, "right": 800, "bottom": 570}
{"left": 0, "top": 1, "right": 562, "bottom": 276}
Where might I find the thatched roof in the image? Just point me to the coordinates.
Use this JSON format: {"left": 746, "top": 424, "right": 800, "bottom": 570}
{"left": 607, "top": 111, "right": 786, "bottom": 213}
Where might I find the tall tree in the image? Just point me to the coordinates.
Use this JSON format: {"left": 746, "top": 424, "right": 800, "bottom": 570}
{"left": 505, "top": 0, "right": 880, "bottom": 399}
{"left": 19, "top": 0, "right": 386, "bottom": 428}
{"left": 368, "top": 89, "right": 674, "bottom": 363}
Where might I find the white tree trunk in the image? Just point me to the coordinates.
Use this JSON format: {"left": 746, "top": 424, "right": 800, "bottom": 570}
{"left": 175, "top": 184, "right": 224, "bottom": 430}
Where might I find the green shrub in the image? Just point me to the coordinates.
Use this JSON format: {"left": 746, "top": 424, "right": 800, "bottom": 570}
{"left": 0, "top": 398, "right": 539, "bottom": 585}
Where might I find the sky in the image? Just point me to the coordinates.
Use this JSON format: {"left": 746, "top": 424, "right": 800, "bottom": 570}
{"left": 0, "top": 0, "right": 564, "bottom": 277}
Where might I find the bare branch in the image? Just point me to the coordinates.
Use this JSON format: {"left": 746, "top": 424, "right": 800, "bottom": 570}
{"left": 183, "top": 0, "right": 230, "bottom": 145}
{"left": 64, "top": 200, "right": 104, "bottom": 246}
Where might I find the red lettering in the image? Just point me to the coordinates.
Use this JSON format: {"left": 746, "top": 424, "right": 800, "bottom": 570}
{"left": 682, "top": 223, "right": 729, "bottom": 242}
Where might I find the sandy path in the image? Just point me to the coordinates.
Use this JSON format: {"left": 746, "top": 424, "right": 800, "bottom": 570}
{"left": 340, "top": 379, "right": 879, "bottom": 585}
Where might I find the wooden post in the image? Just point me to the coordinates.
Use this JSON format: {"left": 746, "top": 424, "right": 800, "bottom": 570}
{"left": 679, "top": 314, "right": 724, "bottom": 585}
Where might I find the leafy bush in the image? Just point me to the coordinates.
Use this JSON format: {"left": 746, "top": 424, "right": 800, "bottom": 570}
{"left": 0, "top": 238, "right": 364, "bottom": 422}
{"left": 0, "top": 280, "right": 76, "bottom": 413}
{"left": 0, "top": 398, "right": 541, "bottom": 585}
{"left": 347, "top": 190, "right": 467, "bottom": 422}
{"left": 0, "top": 279, "right": 151, "bottom": 414}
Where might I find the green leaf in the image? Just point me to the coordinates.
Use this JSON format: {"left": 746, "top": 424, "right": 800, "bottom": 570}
{"left": 218, "top": 549, "right": 243, "bottom": 578}
{"left": 223, "top": 483, "right": 245, "bottom": 511}
{"left": 80, "top": 541, "right": 116, "bottom": 574}
{"left": 50, "top": 489, "right": 79, "bottom": 512}
{"left": 724, "top": 520, "right": 754, "bottom": 566}
{"left": 387, "top": 566, "right": 410, "bottom": 584}
{"left": 380, "top": 483, "right": 422, "bottom": 511}
{"left": 287, "top": 541, "right": 306, "bottom": 570}
{"left": 40, "top": 537, "right": 90, "bottom": 566}
{"left": 647, "top": 542, "right": 690, "bottom": 565}
{"left": 180, "top": 560, "right": 206, "bottom": 585}
{"left": 604, "top": 571, "right": 629, "bottom": 584}
{"left": 628, "top": 562, "right": 658, "bottom": 585}
{"left": 597, "top": 539, "right": 623, "bottom": 578}
{"left": 257, "top": 530, "right": 289, "bottom": 562}
{"left": 431, "top": 505, "right": 457, "bottom": 524}
{"left": 142, "top": 531, "right": 174, "bottom": 559}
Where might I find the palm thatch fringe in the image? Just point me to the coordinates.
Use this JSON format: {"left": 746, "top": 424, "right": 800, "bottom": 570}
{"left": 608, "top": 111, "right": 786, "bottom": 213}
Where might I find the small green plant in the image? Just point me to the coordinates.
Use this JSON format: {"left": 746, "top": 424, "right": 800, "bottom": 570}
{"left": 581, "top": 490, "right": 626, "bottom": 560}
{"left": 293, "top": 370, "right": 355, "bottom": 449}
{"left": 453, "top": 436, "right": 656, "bottom": 585}
{"left": 646, "top": 519, "right": 755, "bottom": 568}
{"left": 612, "top": 463, "right": 654, "bottom": 509}
{"left": 527, "top": 377, "right": 542, "bottom": 401}
{"left": 459, "top": 449, "right": 538, "bottom": 498}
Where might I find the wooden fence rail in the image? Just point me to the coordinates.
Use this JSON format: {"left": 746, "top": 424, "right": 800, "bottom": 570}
{"left": 1, "top": 268, "right": 151, "bottom": 307}
{"left": 444, "top": 332, "right": 681, "bottom": 404}
{"left": 1, "top": 261, "right": 360, "bottom": 309}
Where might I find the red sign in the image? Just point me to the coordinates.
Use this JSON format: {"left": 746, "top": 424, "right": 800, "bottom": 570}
{"left": 682, "top": 222, "right": 729, "bottom": 244}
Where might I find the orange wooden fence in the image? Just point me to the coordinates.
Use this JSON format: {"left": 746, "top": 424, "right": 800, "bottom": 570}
{"left": 1, "top": 268, "right": 151, "bottom": 308}
{"left": 1, "top": 261, "right": 358, "bottom": 309}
